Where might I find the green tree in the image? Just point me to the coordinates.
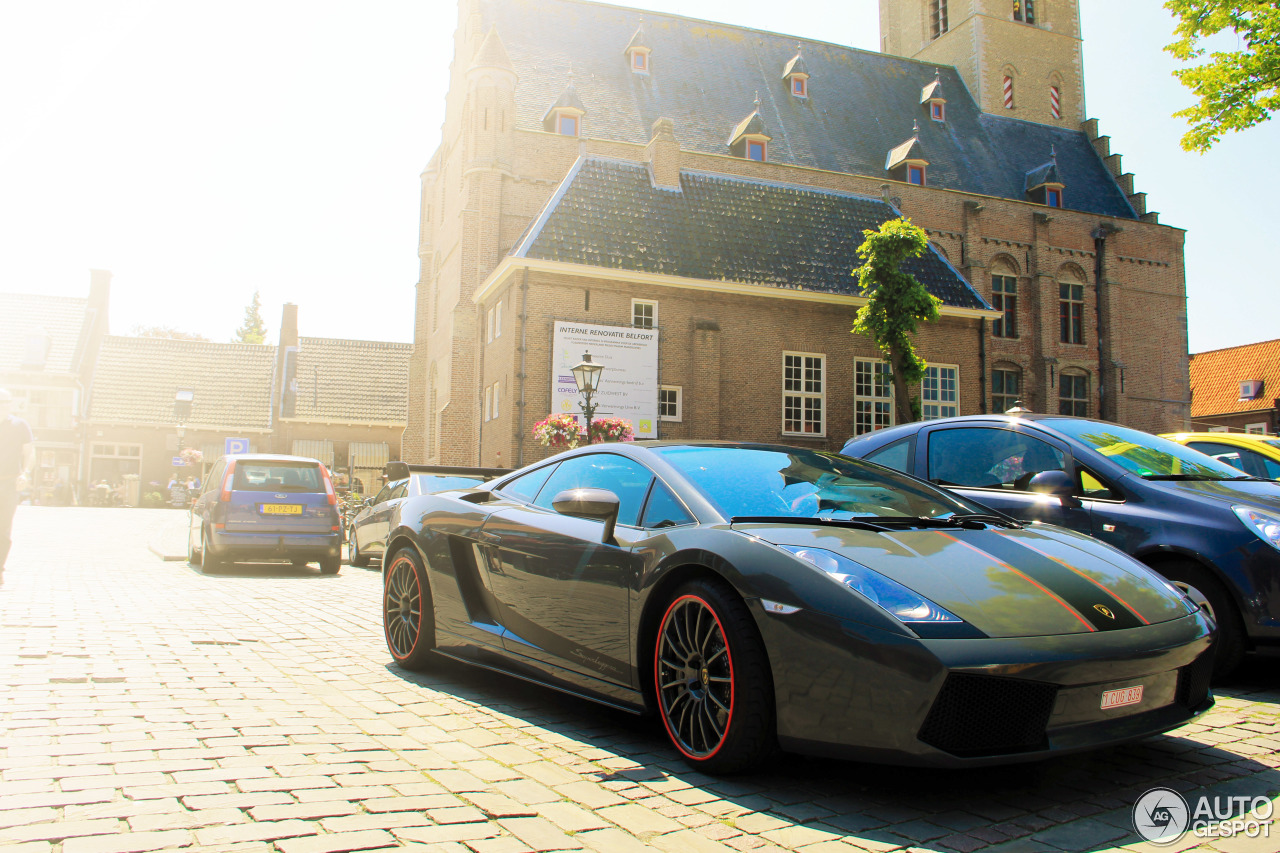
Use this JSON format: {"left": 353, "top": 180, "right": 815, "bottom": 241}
{"left": 851, "top": 218, "right": 940, "bottom": 425}
{"left": 131, "top": 324, "right": 209, "bottom": 341}
{"left": 233, "top": 290, "right": 268, "bottom": 344}
{"left": 1165, "top": 0, "right": 1280, "bottom": 152}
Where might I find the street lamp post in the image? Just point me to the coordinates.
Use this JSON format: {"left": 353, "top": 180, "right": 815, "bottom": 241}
{"left": 569, "top": 352, "right": 604, "bottom": 444}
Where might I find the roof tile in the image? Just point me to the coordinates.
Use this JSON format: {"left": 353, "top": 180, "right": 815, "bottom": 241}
{"left": 1190, "top": 339, "right": 1280, "bottom": 417}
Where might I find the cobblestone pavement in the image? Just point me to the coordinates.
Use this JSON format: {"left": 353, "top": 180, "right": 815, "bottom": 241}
{"left": 2, "top": 506, "right": 1279, "bottom": 853}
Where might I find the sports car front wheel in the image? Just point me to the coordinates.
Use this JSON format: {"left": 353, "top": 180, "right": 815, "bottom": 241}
{"left": 383, "top": 547, "right": 435, "bottom": 671}
{"left": 654, "top": 578, "right": 775, "bottom": 773}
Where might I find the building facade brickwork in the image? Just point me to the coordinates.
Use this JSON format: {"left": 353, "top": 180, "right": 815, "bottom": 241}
{"left": 404, "top": 0, "right": 1191, "bottom": 468}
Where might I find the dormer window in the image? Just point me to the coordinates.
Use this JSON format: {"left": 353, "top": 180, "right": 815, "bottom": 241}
{"left": 1241, "top": 380, "right": 1264, "bottom": 400}
{"left": 1025, "top": 150, "right": 1065, "bottom": 208}
{"left": 886, "top": 128, "right": 928, "bottom": 185}
{"left": 930, "top": 101, "right": 945, "bottom": 121}
{"left": 542, "top": 81, "right": 586, "bottom": 137}
{"left": 624, "top": 23, "right": 651, "bottom": 75}
{"left": 727, "top": 97, "right": 771, "bottom": 162}
{"left": 908, "top": 165, "right": 926, "bottom": 185}
{"left": 1046, "top": 188, "right": 1062, "bottom": 207}
{"left": 783, "top": 47, "right": 810, "bottom": 99}
{"left": 921, "top": 71, "right": 946, "bottom": 122}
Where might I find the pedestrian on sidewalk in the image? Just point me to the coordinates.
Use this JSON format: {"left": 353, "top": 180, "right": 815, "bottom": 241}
{"left": 0, "top": 388, "right": 35, "bottom": 571}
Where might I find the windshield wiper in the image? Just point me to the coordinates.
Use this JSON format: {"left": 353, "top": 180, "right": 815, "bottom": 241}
{"left": 946, "top": 513, "right": 1022, "bottom": 529}
{"left": 1143, "top": 474, "right": 1233, "bottom": 481}
{"left": 731, "top": 516, "right": 892, "bottom": 532}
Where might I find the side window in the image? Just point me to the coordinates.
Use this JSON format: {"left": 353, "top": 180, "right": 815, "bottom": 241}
{"left": 1187, "top": 442, "right": 1248, "bottom": 475}
{"left": 371, "top": 484, "right": 392, "bottom": 505}
{"left": 1079, "top": 467, "right": 1116, "bottom": 500}
{"left": 927, "top": 428, "right": 1064, "bottom": 490}
{"left": 640, "top": 482, "right": 695, "bottom": 529}
{"left": 390, "top": 480, "right": 409, "bottom": 500}
{"left": 865, "top": 438, "right": 911, "bottom": 473}
{"left": 499, "top": 463, "right": 558, "bottom": 504}
{"left": 533, "top": 454, "right": 654, "bottom": 527}
{"left": 204, "top": 460, "right": 225, "bottom": 495}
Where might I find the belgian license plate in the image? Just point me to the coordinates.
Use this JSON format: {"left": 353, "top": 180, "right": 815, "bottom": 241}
{"left": 261, "top": 504, "right": 303, "bottom": 515}
{"left": 1100, "top": 685, "right": 1144, "bottom": 710}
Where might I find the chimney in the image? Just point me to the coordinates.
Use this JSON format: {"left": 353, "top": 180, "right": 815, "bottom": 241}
{"left": 645, "top": 118, "right": 682, "bottom": 191}
{"left": 274, "top": 303, "right": 300, "bottom": 424}
{"left": 279, "top": 302, "right": 299, "bottom": 349}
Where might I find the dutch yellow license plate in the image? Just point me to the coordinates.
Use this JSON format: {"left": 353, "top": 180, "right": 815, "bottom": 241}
{"left": 261, "top": 504, "right": 303, "bottom": 515}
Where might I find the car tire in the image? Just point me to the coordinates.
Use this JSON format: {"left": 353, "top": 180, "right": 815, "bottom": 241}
{"left": 654, "top": 577, "right": 776, "bottom": 774}
{"left": 384, "top": 546, "right": 435, "bottom": 671}
{"left": 319, "top": 555, "right": 340, "bottom": 575}
{"left": 200, "top": 527, "right": 223, "bottom": 574}
{"left": 349, "top": 534, "right": 366, "bottom": 568}
{"left": 1156, "top": 560, "right": 1245, "bottom": 679}
{"left": 188, "top": 522, "right": 202, "bottom": 567}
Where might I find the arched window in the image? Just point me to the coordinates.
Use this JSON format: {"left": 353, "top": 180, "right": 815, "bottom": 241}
{"left": 930, "top": 0, "right": 949, "bottom": 39}
{"left": 990, "top": 257, "right": 1020, "bottom": 339}
{"left": 1059, "top": 370, "right": 1089, "bottom": 417}
{"left": 1058, "top": 265, "right": 1087, "bottom": 345}
{"left": 992, "top": 363, "right": 1022, "bottom": 413}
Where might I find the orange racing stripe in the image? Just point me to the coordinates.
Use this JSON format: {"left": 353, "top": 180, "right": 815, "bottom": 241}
{"left": 1004, "top": 535, "right": 1150, "bottom": 625}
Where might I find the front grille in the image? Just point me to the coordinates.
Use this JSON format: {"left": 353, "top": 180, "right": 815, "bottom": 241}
{"left": 1176, "top": 651, "right": 1214, "bottom": 710}
{"left": 918, "top": 673, "right": 1058, "bottom": 757}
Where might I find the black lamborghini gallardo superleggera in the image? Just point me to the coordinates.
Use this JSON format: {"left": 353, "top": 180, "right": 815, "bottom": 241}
{"left": 379, "top": 442, "right": 1215, "bottom": 772}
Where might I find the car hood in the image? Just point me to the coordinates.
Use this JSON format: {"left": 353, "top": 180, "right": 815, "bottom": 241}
{"left": 737, "top": 522, "right": 1192, "bottom": 638}
{"left": 1144, "top": 476, "right": 1280, "bottom": 511}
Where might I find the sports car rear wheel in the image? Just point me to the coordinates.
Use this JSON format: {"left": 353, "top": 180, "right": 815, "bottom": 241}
{"left": 655, "top": 578, "right": 775, "bottom": 773}
{"left": 384, "top": 547, "right": 435, "bottom": 671}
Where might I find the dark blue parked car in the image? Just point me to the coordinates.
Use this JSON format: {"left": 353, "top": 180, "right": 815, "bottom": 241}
{"left": 843, "top": 414, "right": 1280, "bottom": 677}
{"left": 188, "top": 454, "right": 343, "bottom": 574}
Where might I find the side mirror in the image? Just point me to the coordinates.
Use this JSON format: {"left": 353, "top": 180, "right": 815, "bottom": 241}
{"left": 552, "top": 487, "right": 621, "bottom": 544}
{"left": 364, "top": 497, "right": 375, "bottom": 507}
{"left": 1028, "top": 470, "right": 1081, "bottom": 507}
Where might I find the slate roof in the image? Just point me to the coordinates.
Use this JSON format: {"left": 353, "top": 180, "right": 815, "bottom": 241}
{"left": 514, "top": 157, "right": 990, "bottom": 311}
{"left": 479, "top": 0, "right": 1137, "bottom": 219}
{"left": 87, "top": 337, "right": 277, "bottom": 429}
{"left": 0, "top": 293, "right": 90, "bottom": 375}
{"left": 1189, "top": 339, "right": 1280, "bottom": 417}
{"left": 293, "top": 337, "right": 411, "bottom": 424}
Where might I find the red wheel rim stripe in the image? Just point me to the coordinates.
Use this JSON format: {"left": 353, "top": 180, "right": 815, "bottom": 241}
{"left": 654, "top": 593, "right": 734, "bottom": 761}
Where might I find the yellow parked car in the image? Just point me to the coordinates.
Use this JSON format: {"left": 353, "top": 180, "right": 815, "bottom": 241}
{"left": 1161, "top": 432, "right": 1280, "bottom": 480}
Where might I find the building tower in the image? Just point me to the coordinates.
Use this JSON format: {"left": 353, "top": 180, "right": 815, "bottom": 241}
{"left": 879, "top": 0, "right": 1084, "bottom": 126}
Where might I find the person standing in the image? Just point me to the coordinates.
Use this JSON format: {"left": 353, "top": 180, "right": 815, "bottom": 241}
{"left": 0, "top": 388, "right": 35, "bottom": 571}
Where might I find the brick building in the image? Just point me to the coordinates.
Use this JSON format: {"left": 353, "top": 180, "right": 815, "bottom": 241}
{"left": 0, "top": 271, "right": 111, "bottom": 499}
{"left": 404, "top": 0, "right": 1191, "bottom": 468}
{"left": 1188, "top": 340, "right": 1280, "bottom": 435}
{"left": 84, "top": 304, "right": 410, "bottom": 498}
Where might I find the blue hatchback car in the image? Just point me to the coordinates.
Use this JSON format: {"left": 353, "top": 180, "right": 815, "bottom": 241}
{"left": 842, "top": 414, "right": 1280, "bottom": 677}
{"left": 188, "top": 454, "right": 343, "bottom": 574}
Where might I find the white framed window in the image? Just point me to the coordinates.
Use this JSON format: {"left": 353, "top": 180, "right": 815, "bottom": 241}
{"left": 1208, "top": 425, "right": 1229, "bottom": 434}
{"left": 484, "top": 385, "right": 493, "bottom": 421}
{"left": 1246, "top": 423, "right": 1268, "bottom": 435}
{"left": 494, "top": 300, "right": 503, "bottom": 339}
{"left": 659, "top": 386, "right": 682, "bottom": 422}
{"left": 486, "top": 306, "right": 495, "bottom": 343}
{"left": 783, "top": 352, "right": 825, "bottom": 435}
{"left": 492, "top": 382, "right": 500, "bottom": 419}
{"left": 632, "top": 299, "right": 656, "bottom": 329}
{"left": 922, "top": 364, "right": 958, "bottom": 420}
{"left": 854, "top": 357, "right": 893, "bottom": 435}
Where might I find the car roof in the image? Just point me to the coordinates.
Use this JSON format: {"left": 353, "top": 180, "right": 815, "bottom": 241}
{"left": 224, "top": 454, "right": 323, "bottom": 464}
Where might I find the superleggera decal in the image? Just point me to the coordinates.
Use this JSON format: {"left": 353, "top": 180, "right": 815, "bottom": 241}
{"left": 958, "top": 532, "right": 1145, "bottom": 631}
{"left": 936, "top": 532, "right": 1098, "bottom": 632}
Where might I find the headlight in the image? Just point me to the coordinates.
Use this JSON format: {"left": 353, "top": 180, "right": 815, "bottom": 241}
{"left": 780, "top": 546, "right": 963, "bottom": 624}
{"left": 1234, "top": 505, "right": 1280, "bottom": 552}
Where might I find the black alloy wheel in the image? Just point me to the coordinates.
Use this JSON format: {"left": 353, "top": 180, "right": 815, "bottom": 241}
{"left": 654, "top": 578, "right": 775, "bottom": 773}
{"left": 1158, "top": 560, "right": 1245, "bottom": 679}
{"left": 384, "top": 547, "right": 434, "bottom": 670}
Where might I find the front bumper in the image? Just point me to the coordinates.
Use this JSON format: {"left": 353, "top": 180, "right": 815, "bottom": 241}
{"left": 755, "top": 601, "right": 1216, "bottom": 767}
{"left": 209, "top": 530, "right": 341, "bottom": 563}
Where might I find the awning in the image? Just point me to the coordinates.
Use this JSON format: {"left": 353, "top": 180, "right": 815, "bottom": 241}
{"left": 350, "top": 442, "right": 390, "bottom": 469}
{"left": 292, "top": 439, "right": 335, "bottom": 467}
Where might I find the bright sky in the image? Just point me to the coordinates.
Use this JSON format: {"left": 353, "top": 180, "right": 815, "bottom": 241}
{"left": 2, "top": 1, "right": 1274, "bottom": 354}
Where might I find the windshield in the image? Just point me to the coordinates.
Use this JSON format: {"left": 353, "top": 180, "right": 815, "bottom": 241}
{"left": 652, "top": 445, "right": 978, "bottom": 520}
{"left": 1042, "top": 419, "right": 1246, "bottom": 480}
{"left": 412, "top": 474, "right": 486, "bottom": 493}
